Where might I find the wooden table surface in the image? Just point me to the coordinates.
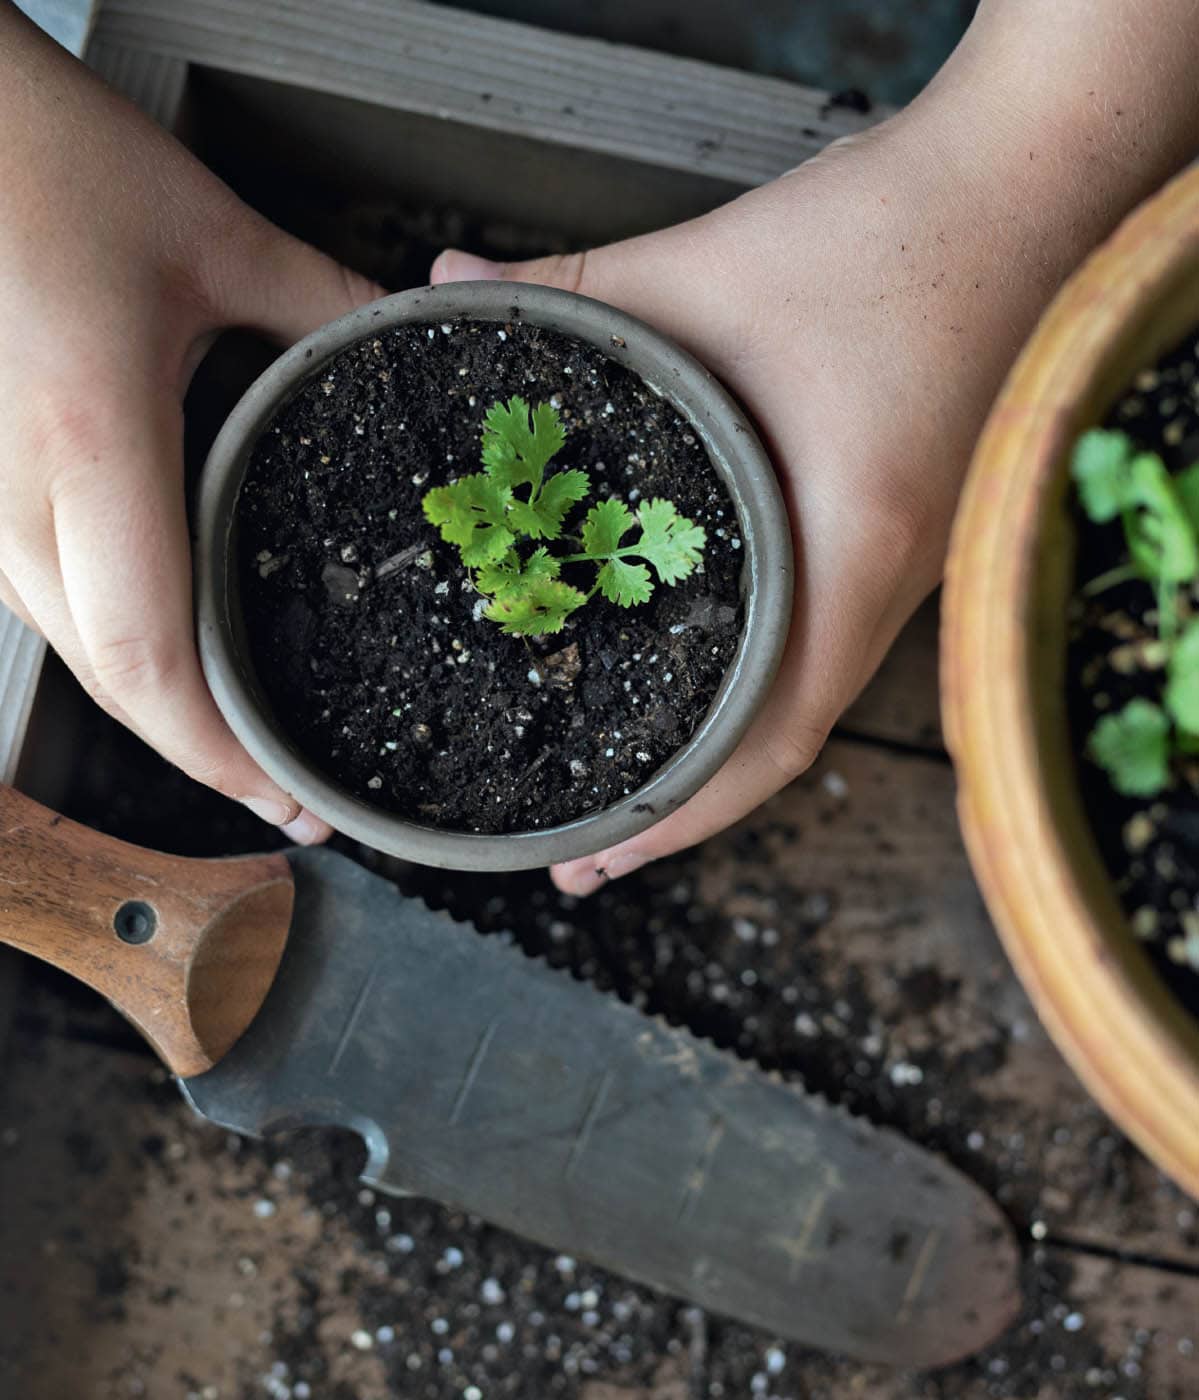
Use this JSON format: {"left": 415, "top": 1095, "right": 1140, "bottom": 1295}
{"left": 1, "top": 606, "right": 1195, "bottom": 1400}
{"left": 0, "top": 4, "right": 1195, "bottom": 1395}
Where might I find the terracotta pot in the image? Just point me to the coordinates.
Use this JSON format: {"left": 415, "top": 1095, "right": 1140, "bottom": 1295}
{"left": 943, "top": 167, "right": 1199, "bottom": 1196}
{"left": 197, "top": 283, "right": 792, "bottom": 871}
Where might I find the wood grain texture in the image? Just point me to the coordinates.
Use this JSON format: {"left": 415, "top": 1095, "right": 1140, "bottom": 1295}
{"left": 843, "top": 595, "right": 943, "bottom": 751}
{"left": 0, "top": 785, "right": 293, "bottom": 1075}
{"left": 699, "top": 739, "right": 1198, "bottom": 1264}
{"left": 0, "top": 807, "right": 1195, "bottom": 1397}
{"left": 91, "top": 0, "right": 883, "bottom": 190}
{"left": 943, "top": 163, "right": 1199, "bottom": 1198}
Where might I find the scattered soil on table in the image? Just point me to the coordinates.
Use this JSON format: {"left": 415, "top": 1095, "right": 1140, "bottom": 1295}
{"left": 237, "top": 318, "right": 742, "bottom": 833}
{"left": 35, "top": 711, "right": 1195, "bottom": 1399}
{"left": 1067, "top": 328, "right": 1199, "bottom": 1022}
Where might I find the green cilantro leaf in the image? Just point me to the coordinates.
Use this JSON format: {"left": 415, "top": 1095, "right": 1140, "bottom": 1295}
{"left": 508, "top": 468, "right": 591, "bottom": 540}
{"left": 484, "top": 577, "right": 588, "bottom": 636}
{"left": 596, "top": 557, "right": 653, "bottom": 607}
{"left": 581, "top": 499, "right": 635, "bottom": 556}
{"left": 1087, "top": 698, "right": 1170, "bottom": 797}
{"left": 422, "top": 475, "right": 515, "bottom": 566}
{"left": 634, "top": 499, "right": 707, "bottom": 584}
{"left": 1071, "top": 429, "right": 1135, "bottom": 523}
{"left": 475, "top": 546, "right": 561, "bottom": 595}
{"left": 574, "top": 498, "right": 705, "bottom": 597}
{"left": 462, "top": 525, "right": 516, "bottom": 568}
{"left": 1165, "top": 618, "right": 1199, "bottom": 732}
{"left": 520, "top": 546, "right": 561, "bottom": 584}
{"left": 473, "top": 549, "right": 518, "bottom": 595}
{"left": 481, "top": 396, "right": 567, "bottom": 493}
{"left": 1123, "top": 453, "right": 1199, "bottom": 584}
{"left": 1175, "top": 462, "right": 1199, "bottom": 534}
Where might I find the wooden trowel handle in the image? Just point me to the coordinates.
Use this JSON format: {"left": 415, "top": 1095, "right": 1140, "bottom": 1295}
{"left": 0, "top": 784, "right": 294, "bottom": 1077}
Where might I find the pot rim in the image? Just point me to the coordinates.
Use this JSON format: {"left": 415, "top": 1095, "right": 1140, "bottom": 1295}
{"left": 197, "top": 282, "right": 792, "bottom": 871}
{"left": 943, "top": 165, "right": 1199, "bottom": 1197}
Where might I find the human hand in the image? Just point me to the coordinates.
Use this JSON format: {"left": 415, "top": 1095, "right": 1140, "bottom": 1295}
{"left": 0, "top": 6, "right": 383, "bottom": 838}
{"left": 432, "top": 0, "right": 1199, "bottom": 894}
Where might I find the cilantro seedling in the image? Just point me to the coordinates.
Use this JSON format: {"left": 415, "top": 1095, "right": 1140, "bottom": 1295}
{"left": 1087, "top": 698, "right": 1170, "bottom": 797}
{"left": 1072, "top": 428, "right": 1136, "bottom": 523}
{"left": 1165, "top": 618, "right": 1199, "bottom": 734}
{"left": 1071, "top": 428, "right": 1199, "bottom": 797}
{"left": 422, "top": 397, "right": 706, "bottom": 636}
{"left": 1072, "top": 429, "right": 1199, "bottom": 626}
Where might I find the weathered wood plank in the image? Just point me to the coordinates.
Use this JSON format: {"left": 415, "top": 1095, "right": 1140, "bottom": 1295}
{"left": 686, "top": 740, "right": 1196, "bottom": 1265}
{"left": 24, "top": 688, "right": 1191, "bottom": 1266}
{"left": 0, "top": 1025, "right": 1193, "bottom": 1399}
{"left": 842, "top": 594, "right": 943, "bottom": 750}
{"left": 92, "top": 0, "right": 883, "bottom": 190}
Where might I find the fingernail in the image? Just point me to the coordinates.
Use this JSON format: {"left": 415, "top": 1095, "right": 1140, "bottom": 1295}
{"left": 562, "top": 862, "right": 609, "bottom": 897}
{"left": 433, "top": 249, "right": 503, "bottom": 284}
{"left": 281, "top": 809, "right": 333, "bottom": 846}
{"left": 605, "top": 850, "right": 650, "bottom": 881}
{"left": 241, "top": 795, "right": 292, "bottom": 826}
{"left": 557, "top": 849, "right": 649, "bottom": 897}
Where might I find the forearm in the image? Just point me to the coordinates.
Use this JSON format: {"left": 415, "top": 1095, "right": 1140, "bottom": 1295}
{"left": 956, "top": 0, "right": 1199, "bottom": 169}
{"left": 911, "top": 0, "right": 1199, "bottom": 259}
{"left": 794, "top": 0, "right": 1199, "bottom": 440}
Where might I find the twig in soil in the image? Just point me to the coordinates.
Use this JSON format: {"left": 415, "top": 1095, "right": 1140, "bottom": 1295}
{"left": 374, "top": 543, "right": 427, "bottom": 581}
{"left": 513, "top": 748, "right": 551, "bottom": 791}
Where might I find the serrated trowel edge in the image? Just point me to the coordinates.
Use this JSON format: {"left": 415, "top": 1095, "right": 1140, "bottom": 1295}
{"left": 182, "top": 847, "right": 1021, "bottom": 1368}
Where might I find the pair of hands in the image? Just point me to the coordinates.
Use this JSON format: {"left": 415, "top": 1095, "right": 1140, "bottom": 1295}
{"left": 3, "top": 2, "right": 1193, "bottom": 893}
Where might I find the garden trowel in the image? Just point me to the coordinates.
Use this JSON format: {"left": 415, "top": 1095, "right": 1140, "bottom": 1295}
{"left": 0, "top": 783, "right": 1020, "bottom": 1367}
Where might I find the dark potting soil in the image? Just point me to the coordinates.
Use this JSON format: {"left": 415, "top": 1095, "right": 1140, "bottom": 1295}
{"left": 1066, "top": 328, "right": 1199, "bottom": 1022}
{"left": 236, "top": 317, "right": 744, "bottom": 834}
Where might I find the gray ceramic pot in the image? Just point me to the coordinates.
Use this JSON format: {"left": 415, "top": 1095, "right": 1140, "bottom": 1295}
{"left": 197, "top": 282, "right": 792, "bottom": 870}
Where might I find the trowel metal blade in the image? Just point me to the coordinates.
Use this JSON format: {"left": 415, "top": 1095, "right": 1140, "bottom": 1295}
{"left": 181, "top": 847, "right": 1020, "bottom": 1367}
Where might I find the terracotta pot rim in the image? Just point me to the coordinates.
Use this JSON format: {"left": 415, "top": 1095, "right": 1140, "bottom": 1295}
{"left": 196, "top": 282, "right": 793, "bottom": 871}
{"left": 943, "top": 166, "right": 1199, "bottom": 1196}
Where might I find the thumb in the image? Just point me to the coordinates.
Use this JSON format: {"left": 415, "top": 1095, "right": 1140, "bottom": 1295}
{"left": 429, "top": 242, "right": 707, "bottom": 358}
{"left": 218, "top": 219, "right": 388, "bottom": 346}
{"left": 431, "top": 248, "right": 595, "bottom": 298}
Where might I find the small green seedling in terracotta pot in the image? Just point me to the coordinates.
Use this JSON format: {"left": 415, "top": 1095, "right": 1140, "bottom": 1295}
{"left": 1071, "top": 427, "right": 1199, "bottom": 795}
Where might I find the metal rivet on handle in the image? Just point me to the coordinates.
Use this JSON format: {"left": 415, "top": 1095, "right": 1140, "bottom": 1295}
{"left": 114, "top": 900, "right": 157, "bottom": 945}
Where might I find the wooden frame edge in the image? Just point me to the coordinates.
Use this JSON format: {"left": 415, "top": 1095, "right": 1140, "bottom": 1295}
{"left": 92, "top": 0, "right": 884, "bottom": 190}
